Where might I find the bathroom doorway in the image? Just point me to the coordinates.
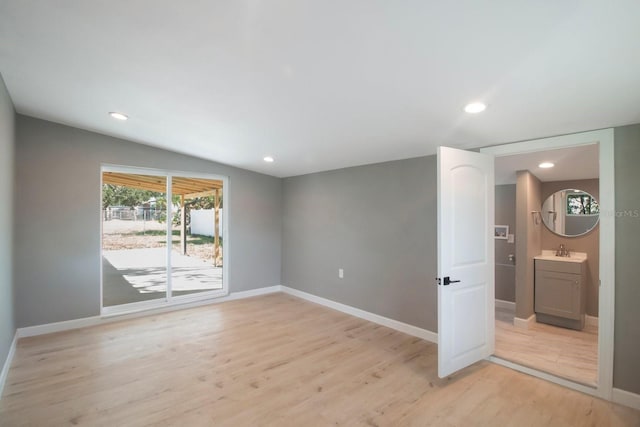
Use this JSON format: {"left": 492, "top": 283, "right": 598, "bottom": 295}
{"left": 481, "top": 130, "right": 615, "bottom": 399}
{"left": 493, "top": 145, "right": 599, "bottom": 385}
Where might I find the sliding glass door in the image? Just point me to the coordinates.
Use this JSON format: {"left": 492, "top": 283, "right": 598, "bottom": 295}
{"left": 101, "top": 167, "right": 227, "bottom": 313}
{"left": 170, "top": 175, "right": 224, "bottom": 300}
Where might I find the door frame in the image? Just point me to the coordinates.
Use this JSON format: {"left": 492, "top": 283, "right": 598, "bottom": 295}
{"left": 480, "top": 128, "right": 614, "bottom": 400}
{"left": 99, "top": 164, "right": 230, "bottom": 316}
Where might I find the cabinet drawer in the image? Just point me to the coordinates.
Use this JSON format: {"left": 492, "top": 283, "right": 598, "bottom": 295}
{"left": 535, "top": 259, "right": 582, "bottom": 274}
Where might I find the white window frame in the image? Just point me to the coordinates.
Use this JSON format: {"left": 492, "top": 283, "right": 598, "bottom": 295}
{"left": 100, "top": 164, "right": 230, "bottom": 316}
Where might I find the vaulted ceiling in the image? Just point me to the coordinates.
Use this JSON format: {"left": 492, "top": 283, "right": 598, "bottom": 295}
{"left": 1, "top": 1, "right": 639, "bottom": 177}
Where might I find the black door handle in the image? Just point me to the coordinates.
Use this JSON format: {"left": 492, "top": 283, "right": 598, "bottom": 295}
{"left": 443, "top": 276, "right": 461, "bottom": 286}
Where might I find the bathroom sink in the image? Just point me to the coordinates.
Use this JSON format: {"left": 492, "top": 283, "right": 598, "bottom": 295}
{"left": 534, "top": 250, "right": 587, "bottom": 263}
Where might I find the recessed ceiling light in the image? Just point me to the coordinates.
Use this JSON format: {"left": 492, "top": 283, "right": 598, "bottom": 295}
{"left": 109, "top": 112, "right": 128, "bottom": 121}
{"left": 464, "top": 102, "right": 487, "bottom": 114}
{"left": 263, "top": 156, "right": 275, "bottom": 163}
{"left": 539, "top": 162, "right": 555, "bottom": 168}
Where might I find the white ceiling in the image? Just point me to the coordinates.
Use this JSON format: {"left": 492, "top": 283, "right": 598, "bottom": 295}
{"left": 1, "top": 1, "right": 639, "bottom": 177}
{"left": 494, "top": 144, "right": 599, "bottom": 185}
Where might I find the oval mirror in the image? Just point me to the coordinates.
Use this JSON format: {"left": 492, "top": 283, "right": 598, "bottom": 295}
{"left": 541, "top": 189, "right": 599, "bottom": 237}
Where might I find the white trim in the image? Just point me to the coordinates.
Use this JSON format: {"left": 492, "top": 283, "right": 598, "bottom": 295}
{"left": 0, "top": 332, "right": 18, "bottom": 399}
{"left": 281, "top": 286, "right": 438, "bottom": 343}
{"left": 17, "top": 286, "right": 281, "bottom": 339}
{"left": 513, "top": 314, "right": 536, "bottom": 329}
{"left": 99, "top": 167, "right": 104, "bottom": 310}
{"left": 479, "top": 129, "right": 612, "bottom": 156}
{"left": 18, "top": 315, "right": 102, "bottom": 338}
{"left": 596, "top": 134, "right": 615, "bottom": 400}
{"left": 482, "top": 128, "right": 615, "bottom": 401}
{"left": 488, "top": 356, "right": 597, "bottom": 396}
{"left": 495, "top": 299, "right": 515, "bottom": 311}
{"left": 101, "top": 288, "right": 228, "bottom": 317}
{"left": 166, "top": 172, "right": 173, "bottom": 299}
{"left": 585, "top": 315, "right": 599, "bottom": 328}
{"left": 612, "top": 388, "right": 640, "bottom": 411}
{"left": 220, "top": 286, "right": 280, "bottom": 302}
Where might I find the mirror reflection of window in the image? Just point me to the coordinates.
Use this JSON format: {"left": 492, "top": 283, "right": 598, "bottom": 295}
{"left": 566, "top": 192, "right": 599, "bottom": 215}
{"left": 541, "top": 189, "right": 599, "bottom": 237}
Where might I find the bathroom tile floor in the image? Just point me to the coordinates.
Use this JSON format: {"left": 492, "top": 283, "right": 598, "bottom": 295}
{"left": 494, "top": 305, "right": 598, "bottom": 386}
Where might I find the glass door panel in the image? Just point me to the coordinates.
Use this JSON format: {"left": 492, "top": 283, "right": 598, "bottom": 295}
{"left": 171, "top": 176, "right": 224, "bottom": 298}
{"left": 102, "top": 172, "right": 168, "bottom": 307}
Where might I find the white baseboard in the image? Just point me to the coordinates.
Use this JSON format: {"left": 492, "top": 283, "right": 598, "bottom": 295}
{"left": 0, "top": 332, "right": 18, "bottom": 399}
{"left": 513, "top": 313, "right": 536, "bottom": 329}
{"left": 280, "top": 286, "right": 438, "bottom": 344}
{"left": 223, "top": 286, "right": 281, "bottom": 301}
{"left": 495, "top": 299, "right": 515, "bottom": 311}
{"left": 18, "top": 315, "right": 103, "bottom": 338}
{"left": 17, "top": 286, "right": 282, "bottom": 339}
{"left": 585, "top": 315, "right": 598, "bottom": 328}
{"left": 613, "top": 388, "right": 640, "bottom": 411}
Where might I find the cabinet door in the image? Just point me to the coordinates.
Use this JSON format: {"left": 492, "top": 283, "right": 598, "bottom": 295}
{"left": 535, "top": 270, "right": 581, "bottom": 320}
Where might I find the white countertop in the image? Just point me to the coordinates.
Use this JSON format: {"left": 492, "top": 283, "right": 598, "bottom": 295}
{"left": 533, "top": 250, "right": 587, "bottom": 263}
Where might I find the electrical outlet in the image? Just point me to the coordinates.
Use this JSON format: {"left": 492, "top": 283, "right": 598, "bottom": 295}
{"left": 338, "top": 268, "right": 344, "bottom": 279}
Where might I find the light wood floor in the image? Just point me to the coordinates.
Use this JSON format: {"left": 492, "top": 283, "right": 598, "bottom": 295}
{"left": 495, "top": 305, "right": 599, "bottom": 386}
{"left": 1, "top": 294, "right": 637, "bottom": 426}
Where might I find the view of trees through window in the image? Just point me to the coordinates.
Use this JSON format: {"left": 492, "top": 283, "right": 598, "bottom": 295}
{"left": 102, "top": 184, "right": 223, "bottom": 229}
{"left": 567, "top": 193, "right": 599, "bottom": 215}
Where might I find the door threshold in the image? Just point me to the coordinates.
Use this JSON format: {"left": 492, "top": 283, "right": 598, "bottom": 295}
{"left": 101, "top": 290, "right": 228, "bottom": 318}
{"left": 488, "top": 355, "right": 599, "bottom": 397}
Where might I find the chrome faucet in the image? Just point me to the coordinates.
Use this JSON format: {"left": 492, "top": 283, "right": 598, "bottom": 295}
{"left": 556, "top": 244, "right": 570, "bottom": 257}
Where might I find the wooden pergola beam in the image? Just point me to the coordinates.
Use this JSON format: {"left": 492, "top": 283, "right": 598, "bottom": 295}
{"left": 103, "top": 172, "right": 223, "bottom": 196}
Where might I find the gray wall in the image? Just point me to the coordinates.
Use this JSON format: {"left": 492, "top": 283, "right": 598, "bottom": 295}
{"left": 0, "top": 75, "right": 15, "bottom": 373}
{"left": 515, "top": 171, "right": 542, "bottom": 319}
{"left": 541, "top": 179, "right": 599, "bottom": 316}
{"left": 495, "top": 184, "right": 516, "bottom": 302}
{"left": 282, "top": 156, "right": 438, "bottom": 331}
{"left": 613, "top": 124, "right": 640, "bottom": 395}
{"left": 565, "top": 215, "right": 598, "bottom": 236}
{"left": 14, "top": 115, "right": 282, "bottom": 327}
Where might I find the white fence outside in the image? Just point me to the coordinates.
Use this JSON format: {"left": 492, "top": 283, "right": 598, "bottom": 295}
{"left": 190, "top": 209, "right": 223, "bottom": 237}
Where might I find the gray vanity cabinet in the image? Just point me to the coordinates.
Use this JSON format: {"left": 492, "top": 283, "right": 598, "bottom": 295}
{"left": 534, "top": 259, "right": 587, "bottom": 330}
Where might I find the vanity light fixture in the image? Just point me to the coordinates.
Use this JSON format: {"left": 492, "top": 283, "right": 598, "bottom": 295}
{"left": 539, "top": 162, "right": 555, "bottom": 168}
{"left": 109, "top": 112, "right": 128, "bottom": 121}
{"left": 263, "top": 156, "right": 275, "bottom": 163}
{"left": 464, "top": 102, "right": 487, "bottom": 114}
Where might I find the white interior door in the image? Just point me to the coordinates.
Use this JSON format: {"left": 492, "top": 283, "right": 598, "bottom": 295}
{"left": 437, "top": 146, "right": 495, "bottom": 378}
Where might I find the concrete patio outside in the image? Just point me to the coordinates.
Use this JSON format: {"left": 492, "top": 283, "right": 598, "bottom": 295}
{"left": 102, "top": 247, "right": 222, "bottom": 307}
